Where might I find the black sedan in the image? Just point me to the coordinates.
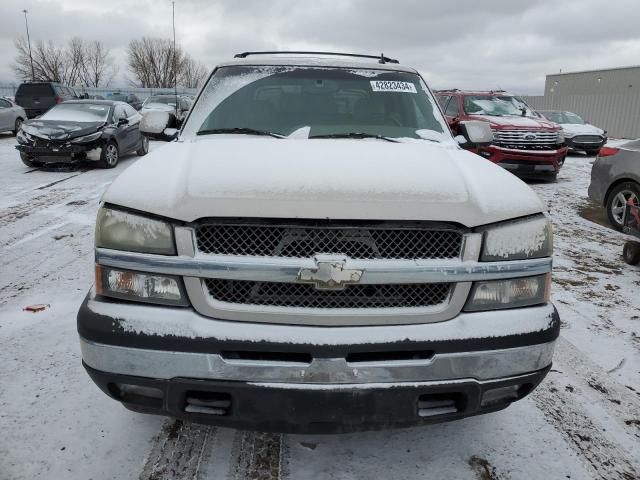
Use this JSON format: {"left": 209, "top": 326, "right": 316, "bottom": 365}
{"left": 15, "top": 100, "right": 148, "bottom": 168}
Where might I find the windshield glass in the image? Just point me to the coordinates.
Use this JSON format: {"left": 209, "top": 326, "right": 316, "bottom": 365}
{"left": 463, "top": 95, "right": 525, "bottom": 116}
{"left": 144, "top": 96, "right": 177, "bottom": 106}
{"left": 184, "top": 66, "right": 449, "bottom": 141}
{"left": 39, "top": 103, "right": 110, "bottom": 122}
{"left": 543, "top": 112, "right": 585, "bottom": 124}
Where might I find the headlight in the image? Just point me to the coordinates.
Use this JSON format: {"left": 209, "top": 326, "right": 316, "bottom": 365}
{"left": 561, "top": 131, "right": 574, "bottom": 139}
{"left": 95, "top": 207, "right": 175, "bottom": 255}
{"left": 465, "top": 274, "right": 550, "bottom": 311}
{"left": 96, "top": 265, "right": 187, "bottom": 306}
{"left": 16, "top": 129, "right": 32, "bottom": 145}
{"left": 71, "top": 131, "right": 103, "bottom": 144}
{"left": 480, "top": 215, "right": 552, "bottom": 261}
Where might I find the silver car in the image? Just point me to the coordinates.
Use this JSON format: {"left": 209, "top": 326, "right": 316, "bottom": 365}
{"left": 588, "top": 140, "right": 640, "bottom": 230}
{"left": 0, "top": 97, "right": 26, "bottom": 135}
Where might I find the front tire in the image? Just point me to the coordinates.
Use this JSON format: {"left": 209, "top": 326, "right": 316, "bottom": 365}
{"left": 13, "top": 118, "right": 24, "bottom": 136}
{"left": 20, "top": 152, "right": 41, "bottom": 168}
{"left": 136, "top": 136, "right": 149, "bottom": 156}
{"left": 606, "top": 182, "right": 640, "bottom": 231}
{"left": 98, "top": 141, "right": 119, "bottom": 169}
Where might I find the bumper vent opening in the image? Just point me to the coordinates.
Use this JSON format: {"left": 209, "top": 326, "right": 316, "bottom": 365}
{"left": 480, "top": 383, "right": 534, "bottom": 408}
{"left": 111, "top": 383, "right": 163, "bottom": 409}
{"left": 417, "top": 393, "right": 463, "bottom": 417}
{"left": 347, "top": 350, "right": 434, "bottom": 363}
{"left": 221, "top": 350, "right": 312, "bottom": 364}
{"left": 184, "top": 392, "right": 232, "bottom": 416}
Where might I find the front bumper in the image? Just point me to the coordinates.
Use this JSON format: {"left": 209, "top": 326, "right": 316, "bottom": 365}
{"left": 16, "top": 142, "right": 103, "bottom": 163}
{"left": 565, "top": 136, "right": 606, "bottom": 151}
{"left": 477, "top": 145, "right": 568, "bottom": 178}
{"left": 78, "top": 294, "right": 559, "bottom": 433}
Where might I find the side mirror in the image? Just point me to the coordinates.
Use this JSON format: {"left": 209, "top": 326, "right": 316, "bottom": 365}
{"left": 140, "top": 111, "right": 178, "bottom": 141}
{"left": 117, "top": 117, "right": 129, "bottom": 126}
{"left": 456, "top": 120, "right": 493, "bottom": 149}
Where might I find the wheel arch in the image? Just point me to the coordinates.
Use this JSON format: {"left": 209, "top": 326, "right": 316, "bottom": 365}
{"left": 604, "top": 178, "right": 640, "bottom": 207}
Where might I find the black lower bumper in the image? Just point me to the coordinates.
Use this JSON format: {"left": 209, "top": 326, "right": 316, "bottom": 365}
{"left": 565, "top": 138, "right": 606, "bottom": 152}
{"left": 85, "top": 363, "right": 550, "bottom": 434}
{"left": 16, "top": 143, "right": 101, "bottom": 163}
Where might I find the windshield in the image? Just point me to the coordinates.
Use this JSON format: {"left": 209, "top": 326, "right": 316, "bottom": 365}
{"left": 542, "top": 112, "right": 585, "bottom": 124}
{"left": 463, "top": 95, "right": 526, "bottom": 116}
{"left": 39, "top": 103, "right": 110, "bottom": 122}
{"left": 109, "top": 94, "right": 128, "bottom": 102}
{"left": 184, "top": 66, "right": 449, "bottom": 141}
{"left": 144, "top": 96, "right": 177, "bottom": 106}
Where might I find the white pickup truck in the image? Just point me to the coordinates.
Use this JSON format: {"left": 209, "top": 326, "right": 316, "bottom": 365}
{"left": 77, "top": 52, "right": 558, "bottom": 433}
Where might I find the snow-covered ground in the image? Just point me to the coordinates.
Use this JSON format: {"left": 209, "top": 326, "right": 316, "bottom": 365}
{"left": 0, "top": 133, "right": 638, "bottom": 480}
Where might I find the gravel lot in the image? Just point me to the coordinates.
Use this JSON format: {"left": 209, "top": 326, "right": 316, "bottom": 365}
{"left": 0, "top": 134, "right": 638, "bottom": 480}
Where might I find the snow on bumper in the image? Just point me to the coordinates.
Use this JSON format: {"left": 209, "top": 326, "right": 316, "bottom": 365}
{"left": 78, "top": 293, "right": 559, "bottom": 384}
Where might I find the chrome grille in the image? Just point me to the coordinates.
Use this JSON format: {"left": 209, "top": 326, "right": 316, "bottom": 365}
{"left": 195, "top": 222, "right": 463, "bottom": 260}
{"left": 205, "top": 279, "right": 452, "bottom": 309}
{"left": 492, "top": 129, "right": 560, "bottom": 150}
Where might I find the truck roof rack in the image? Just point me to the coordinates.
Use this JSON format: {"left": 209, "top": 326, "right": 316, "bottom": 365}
{"left": 234, "top": 51, "right": 399, "bottom": 64}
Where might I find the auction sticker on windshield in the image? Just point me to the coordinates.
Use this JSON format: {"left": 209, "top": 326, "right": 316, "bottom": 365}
{"left": 370, "top": 80, "right": 417, "bottom": 93}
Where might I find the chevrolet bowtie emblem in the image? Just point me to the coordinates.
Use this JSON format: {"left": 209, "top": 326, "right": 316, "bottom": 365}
{"left": 297, "top": 255, "right": 364, "bottom": 290}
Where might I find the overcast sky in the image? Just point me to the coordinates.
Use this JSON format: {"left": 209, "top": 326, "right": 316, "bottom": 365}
{"left": 1, "top": 0, "right": 639, "bottom": 94}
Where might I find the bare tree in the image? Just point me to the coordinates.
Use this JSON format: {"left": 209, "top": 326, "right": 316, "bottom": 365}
{"left": 180, "top": 54, "right": 207, "bottom": 88}
{"left": 127, "top": 37, "right": 187, "bottom": 88}
{"left": 63, "top": 37, "right": 86, "bottom": 86}
{"left": 81, "top": 41, "right": 118, "bottom": 87}
{"left": 13, "top": 37, "right": 66, "bottom": 82}
{"left": 13, "top": 36, "right": 117, "bottom": 87}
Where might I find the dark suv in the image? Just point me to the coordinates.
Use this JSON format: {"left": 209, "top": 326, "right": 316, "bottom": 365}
{"left": 436, "top": 90, "right": 567, "bottom": 180}
{"left": 15, "top": 82, "right": 78, "bottom": 119}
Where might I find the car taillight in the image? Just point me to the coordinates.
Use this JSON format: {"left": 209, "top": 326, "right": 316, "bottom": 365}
{"left": 55, "top": 96, "right": 63, "bottom": 104}
{"left": 598, "top": 146, "right": 619, "bottom": 157}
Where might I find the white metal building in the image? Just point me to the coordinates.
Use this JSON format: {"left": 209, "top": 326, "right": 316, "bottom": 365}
{"left": 522, "top": 66, "right": 640, "bottom": 139}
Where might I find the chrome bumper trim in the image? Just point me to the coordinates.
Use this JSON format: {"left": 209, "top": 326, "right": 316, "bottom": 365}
{"left": 95, "top": 248, "right": 552, "bottom": 284}
{"left": 80, "top": 337, "right": 555, "bottom": 384}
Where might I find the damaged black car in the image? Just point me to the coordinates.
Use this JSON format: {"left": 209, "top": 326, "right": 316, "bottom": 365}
{"left": 16, "top": 100, "right": 148, "bottom": 168}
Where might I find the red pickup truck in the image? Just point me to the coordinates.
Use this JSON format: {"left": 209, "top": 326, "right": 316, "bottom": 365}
{"left": 435, "top": 90, "right": 567, "bottom": 180}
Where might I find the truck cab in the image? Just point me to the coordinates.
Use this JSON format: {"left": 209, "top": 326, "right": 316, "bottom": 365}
{"left": 78, "top": 52, "right": 558, "bottom": 433}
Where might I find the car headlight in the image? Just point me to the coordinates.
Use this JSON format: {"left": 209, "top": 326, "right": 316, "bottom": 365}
{"left": 95, "top": 207, "right": 175, "bottom": 255}
{"left": 16, "top": 129, "right": 32, "bottom": 145}
{"left": 480, "top": 215, "right": 552, "bottom": 261}
{"left": 71, "top": 131, "right": 103, "bottom": 144}
{"left": 465, "top": 274, "right": 550, "bottom": 311}
{"left": 561, "top": 131, "right": 573, "bottom": 139}
{"left": 95, "top": 265, "right": 187, "bottom": 306}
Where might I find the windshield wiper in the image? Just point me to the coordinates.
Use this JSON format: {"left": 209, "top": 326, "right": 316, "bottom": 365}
{"left": 309, "top": 132, "right": 399, "bottom": 143}
{"left": 197, "top": 127, "right": 284, "bottom": 138}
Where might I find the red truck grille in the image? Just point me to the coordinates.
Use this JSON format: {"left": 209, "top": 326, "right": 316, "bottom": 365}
{"left": 492, "top": 130, "right": 560, "bottom": 150}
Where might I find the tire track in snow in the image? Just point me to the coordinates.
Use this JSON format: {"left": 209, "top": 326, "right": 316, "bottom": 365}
{"left": 229, "top": 431, "right": 283, "bottom": 480}
{"left": 139, "top": 420, "right": 213, "bottom": 480}
{"left": 532, "top": 338, "right": 640, "bottom": 480}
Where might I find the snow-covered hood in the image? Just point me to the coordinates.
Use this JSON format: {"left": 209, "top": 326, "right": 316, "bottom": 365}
{"left": 22, "top": 120, "right": 103, "bottom": 141}
{"left": 102, "top": 137, "right": 544, "bottom": 227}
{"left": 468, "top": 114, "right": 559, "bottom": 130}
{"left": 560, "top": 123, "right": 605, "bottom": 137}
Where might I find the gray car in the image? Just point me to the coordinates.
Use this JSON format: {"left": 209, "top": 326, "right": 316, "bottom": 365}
{"left": 0, "top": 97, "right": 26, "bottom": 135}
{"left": 588, "top": 140, "right": 640, "bottom": 230}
